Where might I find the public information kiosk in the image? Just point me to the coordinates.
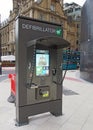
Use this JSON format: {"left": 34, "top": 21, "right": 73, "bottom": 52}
{"left": 15, "top": 16, "right": 70, "bottom": 126}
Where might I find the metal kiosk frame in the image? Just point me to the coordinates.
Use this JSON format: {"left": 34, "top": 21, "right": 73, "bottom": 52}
{"left": 15, "top": 16, "right": 70, "bottom": 126}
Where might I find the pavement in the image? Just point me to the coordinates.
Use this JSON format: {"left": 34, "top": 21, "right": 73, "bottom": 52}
{"left": 0, "top": 69, "right": 93, "bottom": 130}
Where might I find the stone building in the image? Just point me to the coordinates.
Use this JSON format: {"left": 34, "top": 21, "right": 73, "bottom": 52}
{"left": 0, "top": 0, "right": 77, "bottom": 56}
{"left": 64, "top": 2, "right": 81, "bottom": 50}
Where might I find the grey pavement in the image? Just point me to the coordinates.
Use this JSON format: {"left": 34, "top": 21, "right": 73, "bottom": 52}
{"left": 0, "top": 69, "right": 93, "bottom": 130}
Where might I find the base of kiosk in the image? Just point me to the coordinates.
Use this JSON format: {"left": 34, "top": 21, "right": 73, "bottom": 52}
{"left": 16, "top": 99, "right": 62, "bottom": 126}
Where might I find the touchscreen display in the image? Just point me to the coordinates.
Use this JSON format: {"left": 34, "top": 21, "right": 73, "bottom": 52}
{"left": 36, "top": 50, "right": 49, "bottom": 76}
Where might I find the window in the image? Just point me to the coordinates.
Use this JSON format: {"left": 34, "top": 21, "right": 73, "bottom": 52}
{"left": 68, "top": 8, "right": 73, "bottom": 13}
{"left": 50, "top": 4, "right": 55, "bottom": 11}
{"left": 34, "top": 0, "right": 41, "bottom": 3}
{"left": 39, "top": 13, "right": 45, "bottom": 20}
{"left": 50, "top": 16, "right": 56, "bottom": 23}
{"left": 75, "top": 8, "right": 81, "bottom": 11}
{"left": 76, "top": 40, "right": 79, "bottom": 45}
{"left": 77, "top": 24, "right": 80, "bottom": 28}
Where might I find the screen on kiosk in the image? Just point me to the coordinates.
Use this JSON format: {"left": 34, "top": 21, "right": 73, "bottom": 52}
{"left": 36, "top": 50, "right": 49, "bottom": 76}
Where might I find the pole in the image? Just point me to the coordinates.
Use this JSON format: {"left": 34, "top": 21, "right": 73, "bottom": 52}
{"left": 0, "top": 14, "right": 2, "bottom": 75}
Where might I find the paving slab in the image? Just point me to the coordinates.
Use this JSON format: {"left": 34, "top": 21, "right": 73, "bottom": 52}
{"left": 0, "top": 70, "right": 93, "bottom": 130}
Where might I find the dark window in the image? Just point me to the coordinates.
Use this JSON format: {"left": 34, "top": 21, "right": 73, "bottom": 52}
{"left": 76, "top": 40, "right": 79, "bottom": 45}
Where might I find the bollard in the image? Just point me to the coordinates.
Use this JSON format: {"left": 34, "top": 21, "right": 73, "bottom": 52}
{"left": 7, "top": 74, "right": 16, "bottom": 103}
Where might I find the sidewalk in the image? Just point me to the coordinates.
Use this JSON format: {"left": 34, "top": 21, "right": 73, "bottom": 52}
{"left": 0, "top": 70, "right": 93, "bottom": 130}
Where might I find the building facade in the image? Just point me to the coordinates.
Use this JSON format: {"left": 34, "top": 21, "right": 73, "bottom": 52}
{"left": 0, "top": 0, "right": 80, "bottom": 56}
{"left": 64, "top": 2, "right": 81, "bottom": 50}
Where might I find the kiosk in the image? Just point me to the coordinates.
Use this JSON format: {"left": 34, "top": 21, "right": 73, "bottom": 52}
{"left": 15, "top": 16, "right": 70, "bottom": 126}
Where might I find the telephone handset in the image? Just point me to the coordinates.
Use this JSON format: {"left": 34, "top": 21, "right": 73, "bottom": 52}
{"left": 52, "top": 67, "right": 57, "bottom": 84}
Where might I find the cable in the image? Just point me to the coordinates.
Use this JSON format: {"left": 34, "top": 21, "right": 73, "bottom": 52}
{"left": 27, "top": 45, "right": 36, "bottom": 88}
{"left": 52, "top": 46, "right": 71, "bottom": 85}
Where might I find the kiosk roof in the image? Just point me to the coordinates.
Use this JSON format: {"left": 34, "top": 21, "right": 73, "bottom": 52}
{"left": 27, "top": 36, "right": 70, "bottom": 48}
